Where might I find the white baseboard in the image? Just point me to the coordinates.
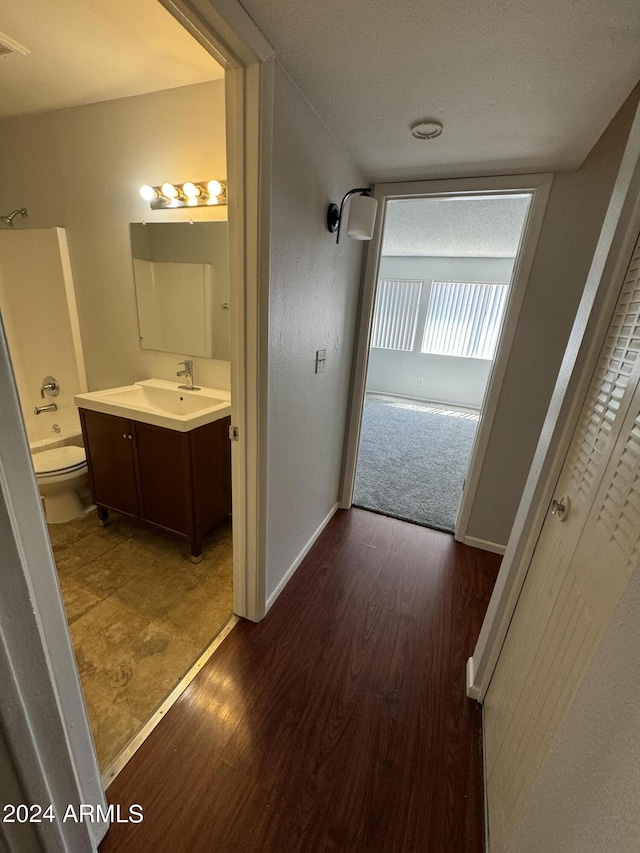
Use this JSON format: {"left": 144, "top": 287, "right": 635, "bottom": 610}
{"left": 366, "top": 390, "right": 481, "bottom": 415}
{"left": 482, "top": 706, "right": 491, "bottom": 853}
{"left": 265, "top": 503, "right": 339, "bottom": 614}
{"left": 469, "top": 658, "right": 489, "bottom": 847}
{"left": 467, "top": 656, "right": 482, "bottom": 701}
{"left": 456, "top": 533, "right": 506, "bottom": 555}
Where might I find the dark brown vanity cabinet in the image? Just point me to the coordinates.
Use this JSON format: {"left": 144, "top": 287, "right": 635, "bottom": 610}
{"left": 79, "top": 408, "right": 231, "bottom": 560}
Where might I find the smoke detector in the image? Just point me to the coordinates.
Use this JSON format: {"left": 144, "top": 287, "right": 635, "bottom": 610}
{"left": 0, "top": 31, "right": 30, "bottom": 58}
{"left": 411, "top": 119, "right": 443, "bottom": 140}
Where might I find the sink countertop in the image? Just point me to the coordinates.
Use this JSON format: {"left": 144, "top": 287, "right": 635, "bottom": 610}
{"left": 75, "top": 379, "right": 232, "bottom": 432}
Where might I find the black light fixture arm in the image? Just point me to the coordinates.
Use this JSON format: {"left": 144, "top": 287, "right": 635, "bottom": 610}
{"left": 327, "top": 187, "right": 373, "bottom": 243}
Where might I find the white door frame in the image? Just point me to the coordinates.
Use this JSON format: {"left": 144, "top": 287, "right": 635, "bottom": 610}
{"left": 160, "top": 0, "right": 274, "bottom": 621}
{"left": 339, "top": 174, "right": 553, "bottom": 547}
{"left": 0, "top": 3, "right": 273, "bottom": 851}
{"left": 467, "top": 102, "right": 640, "bottom": 702}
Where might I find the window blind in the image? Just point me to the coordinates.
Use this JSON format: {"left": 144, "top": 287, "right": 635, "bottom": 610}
{"left": 371, "top": 279, "right": 422, "bottom": 351}
{"left": 422, "top": 280, "right": 509, "bottom": 359}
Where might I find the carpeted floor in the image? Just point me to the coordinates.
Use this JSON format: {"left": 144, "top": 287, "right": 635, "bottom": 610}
{"left": 353, "top": 393, "right": 479, "bottom": 533}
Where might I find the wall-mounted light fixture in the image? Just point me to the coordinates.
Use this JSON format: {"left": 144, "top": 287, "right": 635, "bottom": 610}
{"left": 139, "top": 180, "right": 227, "bottom": 210}
{"left": 327, "top": 188, "right": 377, "bottom": 243}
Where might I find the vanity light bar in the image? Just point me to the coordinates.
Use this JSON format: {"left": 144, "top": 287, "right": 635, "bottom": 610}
{"left": 139, "top": 180, "right": 227, "bottom": 210}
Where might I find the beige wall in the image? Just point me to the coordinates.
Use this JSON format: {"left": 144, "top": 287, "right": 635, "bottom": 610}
{"left": 467, "top": 86, "right": 640, "bottom": 547}
{"left": 0, "top": 80, "right": 229, "bottom": 393}
{"left": 266, "top": 63, "right": 367, "bottom": 602}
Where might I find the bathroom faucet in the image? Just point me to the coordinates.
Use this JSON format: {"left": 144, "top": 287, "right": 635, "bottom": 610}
{"left": 34, "top": 403, "right": 58, "bottom": 415}
{"left": 176, "top": 360, "right": 200, "bottom": 391}
{"left": 40, "top": 376, "right": 60, "bottom": 398}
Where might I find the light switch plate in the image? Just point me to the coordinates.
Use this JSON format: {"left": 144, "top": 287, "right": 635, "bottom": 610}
{"left": 315, "top": 349, "right": 327, "bottom": 373}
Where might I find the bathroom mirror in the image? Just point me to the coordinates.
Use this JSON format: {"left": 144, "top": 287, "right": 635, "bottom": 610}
{"left": 129, "top": 221, "right": 230, "bottom": 360}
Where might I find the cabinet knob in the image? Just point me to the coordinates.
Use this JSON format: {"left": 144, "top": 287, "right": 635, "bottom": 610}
{"left": 122, "top": 433, "right": 127, "bottom": 439}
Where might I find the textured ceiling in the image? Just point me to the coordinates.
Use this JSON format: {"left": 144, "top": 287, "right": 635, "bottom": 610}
{"left": 381, "top": 196, "right": 531, "bottom": 257}
{"left": 2, "top": 1, "right": 638, "bottom": 178}
{"left": 0, "top": 0, "right": 223, "bottom": 119}
{"left": 239, "top": 0, "right": 640, "bottom": 181}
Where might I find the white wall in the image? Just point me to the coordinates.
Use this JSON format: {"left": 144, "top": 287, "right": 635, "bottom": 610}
{"left": 0, "top": 80, "right": 229, "bottom": 393}
{"left": 503, "top": 562, "right": 640, "bottom": 853}
{"left": 367, "top": 255, "right": 515, "bottom": 408}
{"left": 266, "top": 63, "right": 366, "bottom": 602}
{"left": 466, "top": 87, "right": 640, "bottom": 548}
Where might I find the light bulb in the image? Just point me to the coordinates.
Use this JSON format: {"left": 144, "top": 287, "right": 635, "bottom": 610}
{"left": 207, "top": 180, "right": 222, "bottom": 198}
{"left": 161, "top": 182, "right": 179, "bottom": 199}
{"left": 182, "top": 182, "right": 201, "bottom": 198}
{"left": 140, "top": 185, "right": 157, "bottom": 201}
{"left": 186, "top": 197, "right": 198, "bottom": 207}
{"left": 207, "top": 196, "right": 219, "bottom": 206}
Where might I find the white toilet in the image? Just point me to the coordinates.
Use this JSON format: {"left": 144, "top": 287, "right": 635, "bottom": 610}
{"left": 32, "top": 445, "right": 90, "bottom": 524}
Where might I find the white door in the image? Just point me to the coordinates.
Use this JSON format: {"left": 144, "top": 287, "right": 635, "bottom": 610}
{"left": 484, "top": 232, "right": 640, "bottom": 851}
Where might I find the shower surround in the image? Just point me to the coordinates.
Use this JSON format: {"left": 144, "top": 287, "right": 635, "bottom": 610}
{"left": 0, "top": 227, "right": 87, "bottom": 445}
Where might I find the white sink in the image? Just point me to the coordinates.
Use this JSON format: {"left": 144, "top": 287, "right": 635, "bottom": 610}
{"left": 75, "top": 379, "right": 231, "bottom": 432}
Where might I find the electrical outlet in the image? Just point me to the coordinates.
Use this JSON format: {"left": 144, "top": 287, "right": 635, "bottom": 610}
{"left": 315, "top": 349, "right": 327, "bottom": 374}
{"left": 418, "top": 378, "right": 424, "bottom": 385}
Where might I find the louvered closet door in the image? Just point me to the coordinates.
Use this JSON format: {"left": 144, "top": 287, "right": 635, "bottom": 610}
{"left": 484, "top": 233, "right": 640, "bottom": 853}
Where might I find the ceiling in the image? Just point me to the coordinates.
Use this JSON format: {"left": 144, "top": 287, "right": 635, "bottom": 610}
{"left": 0, "top": 0, "right": 223, "bottom": 119}
{"left": 1, "top": 1, "right": 638, "bottom": 181}
{"left": 381, "top": 196, "right": 531, "bottom": 257}
{"left": 239, "top": 0, "right": 640, "bottom": 182}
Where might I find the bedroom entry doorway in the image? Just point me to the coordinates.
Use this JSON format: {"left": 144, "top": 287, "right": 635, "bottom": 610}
{"left": 341, "top": 176, "right": 552, "bottom": 538}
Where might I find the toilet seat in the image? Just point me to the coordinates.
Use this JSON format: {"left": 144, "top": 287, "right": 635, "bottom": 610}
{"left": 33, "top": 445, "right": 86, "bottom": 479}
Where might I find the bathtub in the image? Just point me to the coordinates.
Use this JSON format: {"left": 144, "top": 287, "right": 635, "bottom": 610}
{"left": 28, "top": 407, "right": 84, "bottom": 455}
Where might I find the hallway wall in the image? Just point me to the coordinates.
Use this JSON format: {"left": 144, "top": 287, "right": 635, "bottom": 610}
{"left": 466, "top": 85, "right": 640, "bottom": 548}
{"left": 265, "top": 63, "right": 366, "bottom": 603}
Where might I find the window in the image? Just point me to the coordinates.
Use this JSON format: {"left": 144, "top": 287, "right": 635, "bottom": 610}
{"left": 421, "top": 280, "right": 509, "bottom": 359}
{"left": 371, "top": 279, "right": 422, "bottom": 351}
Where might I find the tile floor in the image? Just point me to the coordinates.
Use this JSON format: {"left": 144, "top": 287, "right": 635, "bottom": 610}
{"left": 48, "top": 512, "right": 233, "bottom": 770}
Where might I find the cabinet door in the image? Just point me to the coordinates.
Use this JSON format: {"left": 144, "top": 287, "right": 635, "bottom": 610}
{"left": 191, "top": 416, "right": 232, "bottom": 536}
{"left": 134, "top": 422, "right": 193, "bottom": 536}
{"left": 80, "top": 409, "right": 139, "bottom": 516}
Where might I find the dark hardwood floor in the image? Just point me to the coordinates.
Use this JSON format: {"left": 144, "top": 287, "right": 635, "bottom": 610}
{"left": 99, "top": 508, "right": 500, "bottom": 853}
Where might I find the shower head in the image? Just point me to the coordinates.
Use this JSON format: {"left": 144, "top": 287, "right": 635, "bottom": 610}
{"left": 0, "top": 207, "right": 28, "bottom": 227}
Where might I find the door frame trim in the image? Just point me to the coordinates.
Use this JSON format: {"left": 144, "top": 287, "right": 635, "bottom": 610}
{"left": 161, "top": 0, "right": 274, "bottom": 621}
{"left": 468, "top": 100, "right": 640, "bottom": 702}
{"left": 339, "top": 173, "right": 553, "bottom": 542}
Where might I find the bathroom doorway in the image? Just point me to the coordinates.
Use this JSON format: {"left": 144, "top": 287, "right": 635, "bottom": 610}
{"left": 0, "top": 193, "right": 235, "bottom": 784}
{"left": 0, "top": 6, "right": 243, "bottom": 783}
{"left": 0, "top": 0, "right": 268, "bottom": 837}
